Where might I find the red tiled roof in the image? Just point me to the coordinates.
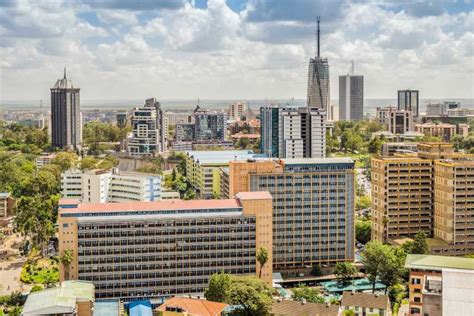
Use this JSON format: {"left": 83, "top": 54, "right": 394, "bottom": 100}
{"left": 156, "top": 297, "right": 228, "bottom": 316}
{"left": 341, "top": 292, "right": 390, "bottom": 310}
{"left": 59, "top": 199, "right": 241, "bottom": 214}
{"left": 231, "top": 133, "right": 260, "bottom": 139}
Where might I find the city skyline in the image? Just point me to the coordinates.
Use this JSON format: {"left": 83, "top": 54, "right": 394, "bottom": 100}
{"left": 1, "top": 0, "right": 473, "bottom": 101}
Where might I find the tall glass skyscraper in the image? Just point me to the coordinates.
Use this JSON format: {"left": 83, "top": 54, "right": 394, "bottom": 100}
{"left": 307, "top": 17, "right": 330, "bottom": 118}
{"left": 50, "top": 68, "right": 81, "bottom": 150}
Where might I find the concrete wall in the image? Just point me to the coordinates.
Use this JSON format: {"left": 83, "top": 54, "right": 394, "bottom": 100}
{"left": 442, "top": 268, "right": 474, "bottom": 316}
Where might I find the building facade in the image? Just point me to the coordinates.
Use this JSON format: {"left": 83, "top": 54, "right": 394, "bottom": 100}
{"left": 228, "top": 101, "right": 247, "bottom": 121}
{"left": 127, "top": 98, "right": 166, "bottom": 157}
{"left": 58, "top": 193, "right": 273, "bottom": 300}
{"left": 0, "top": 193, "right": 14, "bottom": 220}
{"left": 50, "top": 69, "right": 82, "bottom": 150}
{"left": 107, "top": 171, "right": 161, "bottom": 203}
{"left": 405, "top": 254, "right": 474, "bottom": 316}
{"left": 193, "top": 110, "right": 227, "bottom": 142}
{"left": 339, "top": 74, "right": 364, "bottom": 121}
{"left": 225, "top": 158, "right": 355, "bottom": 270}
{"left": 388, "top": 109, "right": 414, "bottom": 134}
{"left": 398, "top": 90, "right": 419, "bottom": 117}
{"left": 260, "top": 106, "right": 326, "bottom": 159}
{"left": 376, "top": 106, "right": 397, "bottom": 127}
{"left": 415, "top": 123, "right": 457, "bottom": 141}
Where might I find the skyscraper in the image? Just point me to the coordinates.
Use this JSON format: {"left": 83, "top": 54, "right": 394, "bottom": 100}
{"left": 260, "top": 106, "right": 326, "bottom": 158}
{"left": 307, "top": 17, "right": 330, "bottom": 117}
{"left": 339, "top": 74, "right": 364, "bottom": 121}
{"left": 398, "top": 90, "right": 419, "bottom": 117}
{"left": 50, "top": 68, "right": 81, "bottom": 149}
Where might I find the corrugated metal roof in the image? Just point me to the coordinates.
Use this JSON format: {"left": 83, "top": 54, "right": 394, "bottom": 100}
{"left": 405, "top": 254, "right": 474, "bottom": 271}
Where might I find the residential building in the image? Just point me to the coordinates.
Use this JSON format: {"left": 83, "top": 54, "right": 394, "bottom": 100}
{"left": 165, "top": 111, "right": 194, "bottom": 125}
{"left": 405, "top": 254, "right": 474, "bottom": 316}
{"left": 193, "top": 109, "right": 227, "bottom": 142}
{"left": 339, "top": 74, "right": 364, "bottom": 121}
{"left": 398, "top": 89, "right": 419, "bottom": 117}
{"left": 225, "top": 158, "right": 355, "bottom": 270}
{"left": 184, "top": 150, "right": 263, "bottom": 198}
{"left": 229, "top": 119, "right": 260, "bottom": 135}
{"left": 388, "top": 109, "right": 414, "bottom": 134}
{"left": 50, "top": 68, "right": 82, "bottom": 150}
{"left": 307, "top": 18, "right": 330, "bottom": 118}
{"left": 35, "top": 153, "right": 56, "bottom": 169}
{"left": 372, "top": 142, "right": 474, "bottom": 247}
{"left": 271, "top": 300, "right": 340, "bottom": 316}
{"left": 0, "top": 192, "right": 14, "bottom": 220}
{"left": 433, "top": 159, "right": 474, "bottom": 255}
{"left": 170, "top": 141, "right": 193, "bottom": 152}
{"left": 426, "top": 102, "right": 461, "bottom": 117}
{"left": 228, "top": 101, "right": 247, "bottom": 121}
{"left": 58, "top": 192, "right": 273, "bottom": 300}
{"left": 157, "top": 297, "right": 228, "bottom": 316}
{"left": 107, "top": 170, "right": 161, "bottom": 202}
{"left": 376, "top": 106, "right": 397, "bottom": 127}
{"left": 381, "top": 142, "right": 418, "bottom": 156}
{"left": 341, "top": 291, "right": 391, "bottom": 316}
{"left": 61, "top": 169, "right": 162, "bottom": 203}
{"left": 22, "top": 281, "right": 95, "bottom": 316}
{"left": 127, "top": 98, "right": 166, "bottom": 157}
{"left": 260, "top": 106, "right": 326, "bottom": 159}
{"left": 230, "top": 132, "right": 260, "bottom": 146}
{"left": 415, "top": 122, "right": 457, "bottom": 141}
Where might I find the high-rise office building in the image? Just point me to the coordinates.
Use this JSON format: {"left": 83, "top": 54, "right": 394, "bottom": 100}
{"left": 388, "top": 109, "right": 414, "bottom": 134}
{"left": 58, "top": 192, "right": 273, "bottom": 300}
{"left": 224, "top": 158, "right": 355, "bottom": 270}
{"left": 260, "top": 106, "right": 326, "bottom": 159}
{"left": 398, "top": 90, "right": 419, "bottom": 117}
{"left": 193, "top": 109, "right": 227, "bottom": 142}
{"left": 50, "top": 68, "right": 82, "bottom": 150}
{"left": 127, "top": 98, "right": 166, "bottom": 156}
{"left": 339, "top": 74, "right": 364, "bottom": 121}
{"left": 307, "top": 17, "right": 330, "bottom": 117}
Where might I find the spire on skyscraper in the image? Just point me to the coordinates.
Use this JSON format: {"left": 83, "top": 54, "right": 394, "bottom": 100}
{"left": 64, "top": 67, "right": 67, "bottom": 79}
{"left": 316, "top": 16, "right": 320, "bottom": 58}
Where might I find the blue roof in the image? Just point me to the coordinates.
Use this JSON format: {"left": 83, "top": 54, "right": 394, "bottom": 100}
{"left": 129, "top": 300, "right": 152, "bottom": 316}
{"left": 320, "top": 278, "right": 386, "bottom": 293}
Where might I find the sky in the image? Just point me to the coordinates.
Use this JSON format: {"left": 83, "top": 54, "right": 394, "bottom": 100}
{"left": 0, "top": 0, "right": 473, "bottom": 102}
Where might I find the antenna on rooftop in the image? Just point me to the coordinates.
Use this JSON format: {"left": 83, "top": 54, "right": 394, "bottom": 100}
{"left": 316, "top": 16, "right": 321, "bottom": 58}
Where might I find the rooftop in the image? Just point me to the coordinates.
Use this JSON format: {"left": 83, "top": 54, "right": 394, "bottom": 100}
{"left": 59, "top": 198, "right": 241, "bottom": 214}
{"left": 22, "top": 281, "right": 94, "bottom": 316}
{"left": 271, "top": 300, "right": 339, "bottom": 316}
{"left": 236, "top": 191, "right": 272, "bottom": 200}
{"left": 405, "top": 254, "right": 474, "bottom": 271}
{"left": 283, "top": 157, "right": 354, "bottom": 165}
{"left": 321, "top": 278, "right": 386, "bottom": 293}
{"left": 156, "top": 297, "right": 228, "bottom": 316}
{"left": 341, "top": 291, "right": 389, "bottom": 310}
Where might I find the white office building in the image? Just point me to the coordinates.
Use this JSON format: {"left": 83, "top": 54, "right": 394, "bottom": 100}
{"left": 339, "top": 74, "right": 364, "bottom": 121}
{"left": 61, "top": 169, "right": 162, "bottom": 203}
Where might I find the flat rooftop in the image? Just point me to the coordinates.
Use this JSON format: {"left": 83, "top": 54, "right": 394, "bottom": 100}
{"left": 283, "top": 157, "right": 354, "bottom": 165}
{"left": 405, "top": 254, "right": 474, "bottom": 271}
{"left": 59, "top": 198, "right": 241, "bottom": 214}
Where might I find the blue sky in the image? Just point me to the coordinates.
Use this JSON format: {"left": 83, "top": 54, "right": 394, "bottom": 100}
{"left": 0, "top": 0, "right": 473, "bottom": 101}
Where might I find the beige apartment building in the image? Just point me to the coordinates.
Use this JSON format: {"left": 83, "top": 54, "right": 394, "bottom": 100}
{"left": 415, "top": 122, "right": 457, "bottom": 141}
{"left": 58, "top": 192, "right": 273, "bottom": 300}
{"left": 372, "top": 142, "right": 474, "bottom": 254}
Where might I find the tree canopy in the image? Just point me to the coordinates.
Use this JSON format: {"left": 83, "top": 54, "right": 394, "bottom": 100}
{"left": 292, "top": 284, "right": 324, "bottom": 304}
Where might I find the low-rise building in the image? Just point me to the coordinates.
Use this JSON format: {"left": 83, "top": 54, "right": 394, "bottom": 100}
{"left": 58, "top": 192, "right": 273, "bottom": 300}
{"left": 184, "top": 150, "right": 263, "bottom": 198}
{"left": 0, "top": 192, "right": 15, "bottom": 220}
{"left": 381, "top": 142, "right": 418, "bottom": 156}
{"left": 157, "top": 297, "right": 228, "bottom": 316}
{"left": 405, "top": 254, "right": 474, "bottom": 316}
{"left": 341, "top": 291, "right": 391, "bottom": 316}
{"left": 107, "top": 170, "right": 161, "bottom": 202}
{"left": 415, "top": 122, "right": 457, "bottom": 141}
{"left": 271, "top": 300, "right": 340, "bottom": 316}
{"left": 22, "top": 281, "right": 95, "bottom": 316}
{"left": 35, "top": 154, "right": 56, "bottom": 169}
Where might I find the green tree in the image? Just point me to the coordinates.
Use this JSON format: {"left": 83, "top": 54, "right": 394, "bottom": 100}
{"left": 229, "top": 276, "right": 273, "bottom": 315}
{"left": 79, "top": 156, "right": 99, "bottom": 170}
{"left": 334, "top": 262, "right": 357, "bottom": 284}
{"left": 59, "top": 249, "right": 74, "bottom": 281}
{"left": 311, "top": 265, "right": 322, "bottom": 277}
{"left": 361, "top": 241, "right": 388, "bottom": 293}
{"left": 356, "top": 219, "right": 371, "bottom": 244}
{"left": 292, "top": 284, "right": 324, "bottom": 303}
{"left": 356, "top": 195, "right": 371, "bottom": 211}
{"left": 256, "top": 247, "right": 269, "bottom": 279}
{"left": 51, "top": 152, "right": 78, "bottom": 171}
{"left": 412, "top": 231, "right": 429, "bottom": 254}
{"left": 342, "top": 310, "right": 356, "bottom": 316}
{"left": 368, "top": 136, "right": 385, "bottom": 154}
{"left": 204, "top": 272, "right": 232, "bottom": 303}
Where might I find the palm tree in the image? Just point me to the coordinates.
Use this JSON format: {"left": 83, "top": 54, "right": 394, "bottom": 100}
{"left": 256, "top": 247, "right": 269, "bottom": 279}
{"left": 59, "top": 249, "right": 73, "bottom": 280}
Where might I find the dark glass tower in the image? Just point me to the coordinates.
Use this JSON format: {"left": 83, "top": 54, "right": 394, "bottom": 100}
{"left": 50, "top": 68, "right": 81, "bottom": 149}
